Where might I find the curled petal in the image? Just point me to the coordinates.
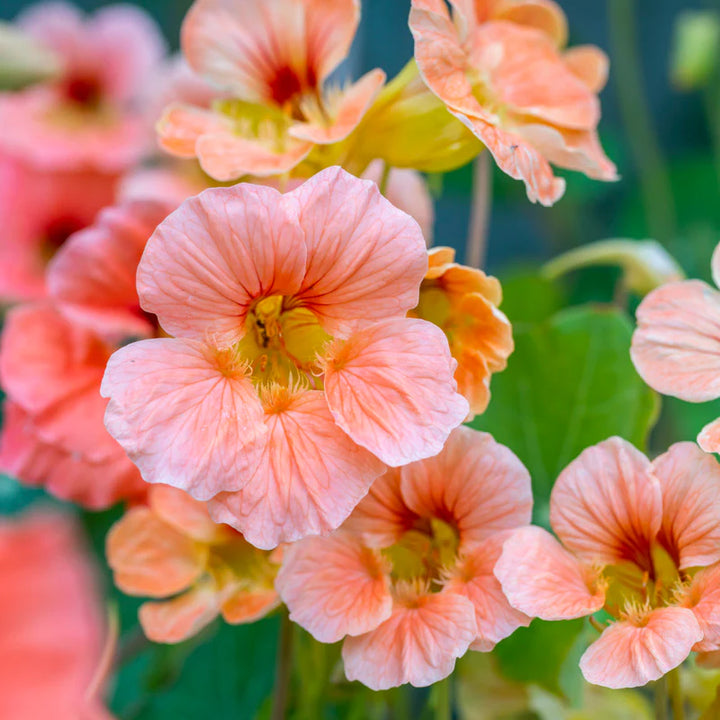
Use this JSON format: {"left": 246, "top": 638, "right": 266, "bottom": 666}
{"left": 207, "top": 390, "right": 385, "bottom": 549}
{"left": 579, "top": 608, "right": 702, "bottom": 688}
{"left": 342, "top": 591, "right": 478, "bottom": 689}
{"left": 276, "top": 532, "right": 392, "bottom": 642}
{"left": 495, "top": 526, "right": 605, "bottom": 620}
{"left": 156, "top": 103, "right": 233, "bottom": 157}
{"left": 149, "top": 485, "right": 227, "bottom": 544}
{"left": 493, "top": 0, "right": 568, "bottom": 47}
{"left": 399, "top": 427, "right": 532, "bottom": 547}
{"left": 101, "top": 338, "right": 265, "bottom": 500}
{"left": 682, "top": 562, "right": 720, "bottom": 652}
{"left": 631, "top": 280, "right": 720, "bottom": 401}
{"left": 652, "top": 442, "right": 720, "bottom": 569}
{"left": 699, "top": 417, "right": 720, "bottom": 454}
{"left": 563, "top": 45, "right": 610, "bottom": 93}
{"left": 323, "top": 318, "right": 469, "bottom": 466}
{"left": 221, "top": 588, "right": 280, "bottom": 624}
{"left": 550, "top": 437, "right": 661, "bottom": 567}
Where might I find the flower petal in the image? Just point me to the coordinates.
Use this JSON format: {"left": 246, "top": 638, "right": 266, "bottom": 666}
{"left": 149, "top": 485, "right": 227, "bottom": 544}
{"left": 682, "top": 562, "right": 720, "bottom": 652}
{"left": 137, "top": 183, "right": 306, "bottom": 346}
{"left": 101, "top": 338, "right": 265, "bottom": 499}
{"left": 399, "top": 427, "right": 532, "bottom": 546}
{"left": 699, "top": 417, "right": 720, "bottom": 454}
{"left": 652, "top": 442, "right": 720, "bottom": 569}
{"left": 106, "top": 507, "right": 207, "bottom": 598}
{"left": 494, "top": 526, "right": 605, "bottom": 620}
{"left": 342, "top": 590, "right": 477, "bottom": 689}
{"left": 631, "top": 280, "right": 720, "bottom": 401}
{"left": 579, "top": 608, "right": 702, "bottom": 688}
{"left": 156, "top": 102, "right": 232, "bottom": 157}
{"left": 323, "top": 318, "right": 469, "bottom": 466}
{"left": 221, "top": 588, "right": 280, "bottom": 624}
{"left": 207, "top": 389, "right": 385, "bottom": 549}
{"left": 550, "top": 437, "right": 661, "bottom": 567}
{"left": 291, "top": 166, "right": 428, "bottom": 337}
{"left": 493, "top": 0, "right": 568, "bottom": 47}
{"left": 563, "top": 45, "right": 610, "bottom": 93}
{"left": 445, "top": 533, "right": 531, "bottom": 651}
{"left": 275, "top": 531, "right": 392, "bottom": 642}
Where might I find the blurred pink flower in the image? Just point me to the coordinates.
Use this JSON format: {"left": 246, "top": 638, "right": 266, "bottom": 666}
{"left": 409, "top": 0, "right": 617, "bottom": 205}
{"left": 101, "top": 167, "right": 468, "bottom": 549}
{"left": 0, "top": 2, "right": 166, "bottom": 172}
{"left": 157, "top": 0, "right": 385, "bottom": 180}
{"left": 0, "top": 509, "right": 113, "bottom": 718}
{"left": 0, "top": 154, "right": 118, "bottom": 303}
{"left": 276, "top": 426, "right": 532, "bottom": 689}
{"left": 631, "top": 242, "right": 720, "bottom": 453}
{"left": 496, "top": 438, "right": 720, "bottom": 688}
{"left": 107, "top": 484, "right": 280, "bottom": 643}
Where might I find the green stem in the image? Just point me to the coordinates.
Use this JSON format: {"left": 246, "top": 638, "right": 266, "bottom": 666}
{"left": 465, "top": 151, "right": 492, "bottom": 269}
{"left": 704, "top": 82, "right": 720, "bottom": 188}
{"left": 270, "top": 612, "right": 295, "bottom": 720}
{"left": 607, "top": 0, "right": 676, "bottom": 243}
{"left": 432, "top": 677, "right": 452, "bottom": 720}
{"left": 668, "top": 667, "right": 685, "bottom": 720}
{"left": 379, "top": 161, "right": 392, "bottom": 196}
{"left": 654, "top": 674, "right": 669, "bottom": 720}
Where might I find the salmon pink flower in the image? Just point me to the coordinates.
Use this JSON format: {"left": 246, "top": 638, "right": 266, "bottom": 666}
{"left": 495, "top": 438, "right": 720, "bottom": 688}
{"left": 0, "top": 154, "right": 118, "bottom": 303}
{"left": 276, "top": 427, "right": 533, "bottom": 689}
{"left": 0, "top": 509, "right": 113, "bottom": 718}
{"left": 0, "top": 304, "right": 147, "bottom": 508}
{"left": 409, "top": 0, "right": 617, "bottom": 205}
{"left": 157, "top": 0, "right": 385, "bottom": 181}
{"left": 101, "top": 167, "right": 468, "bottom": 549}
{"left": 631, "top": 243, "right": 720, "bottom": 453}
{"left": 107, "top": 484, "right": 280, "bottom": 643}
{"left": 410, "top": 247, "right": 512, "bottom": 415}
{"left": 0, "top": 2, "right": 165, "bottom": 172}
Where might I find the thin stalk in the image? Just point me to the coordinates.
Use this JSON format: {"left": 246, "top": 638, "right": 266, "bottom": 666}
{"left": 270, "top": 612, "right": 295, "bottom": 720}
{"left": 704, "top": 82, "right": 720, "bottom": 188}
{"left": 432, "top": 677, "right": 452, "bottom": 720}
{"left": 465, "top": 151, "right": 492, "bottom": 269}
{"left": 667, "top": 667, "right": 684, "bottom": 720}
{"left": 379, "top": 161, "right": 392, "bottom": 196}
{"left": 654, "top": 674, "right": 669, "bottom": 720}
{"left": 607, "top": 0, "right": 676, "bottom": 243}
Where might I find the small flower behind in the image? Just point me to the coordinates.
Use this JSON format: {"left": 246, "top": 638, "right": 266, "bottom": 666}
{"left": 276, "top": 426, "right": 533, "bottom": 690}
{"left": 410, "top": 247, "right": 513, "bottom": 416}
{"left": 107, "top": 484, "right": 280, "bottom": 643}
{"left": 495, "top": 437, "right": 720, "bottom": 688}
{"left": 100, "top": 166, "right": 469, "bottom": 549}
{"left": 409, "top": 0, "right": 617, "bottom": 205}
{"left": 158, "top": 0, "right": 385, "bottom": 181}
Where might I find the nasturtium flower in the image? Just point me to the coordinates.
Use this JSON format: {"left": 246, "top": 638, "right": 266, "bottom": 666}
{"left": 410, "top": 247, "right": 512, "bottom": 416}
{"left": 107, "top": 484, "right": 280, "bottom": 643}
{"left": 0, "top": 2, "right": 165, "bottom": 172}
{"left": 101, "top": 167, "right": 468, "bottom": 549}
{"left": 409, "top": 0, "right": 617, "bottom": 205}
{"left": 496, "top": 438, "right": 720, "bottom": 688}
{"left": 277, "top": 427, "right": 532, "bottom": 690}
{"left": 0, "top": 510, "right": 112, "bottom": 719}
{"left": 631, "top": 242, "right": 720, "bottom": 453}
{"left": 157, "top": 0, "right": 385, "bottom": 181}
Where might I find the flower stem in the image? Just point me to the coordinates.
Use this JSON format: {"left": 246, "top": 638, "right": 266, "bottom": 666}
{"left": 654, "top": 674, "right": 669, "bottom": 720}
{"left": 270, "top": 611, "right": 294, "bottom": 720}
{"left": 607, "top": 0, "right": 676, "bottom": 244}
{"left": 431, "top": 677, "right": 452, "bottom": 720}
{"left": 667, "top": 666, "right": 684, "bottom": 720}
{"left": 466, "top": 150, "right": 492, "bottom": 269}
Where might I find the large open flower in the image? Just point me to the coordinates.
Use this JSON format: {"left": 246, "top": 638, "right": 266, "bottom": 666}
{"left": 157, "top": 0, "right": 385, "bottom": 180}
{"left": 276, "top": 426, "right": 532, "bottom": 689}
{"left": 101, "top": 167, "right": 468, "bottom": 549}
{"left": 496, "top": 438, "right": 720, "bottom": 688}
{"left": 410, "top": 0, "right": 617, "bottom": 205}
{"left": 0, "top": 2, "right": 165, "bottom": 172}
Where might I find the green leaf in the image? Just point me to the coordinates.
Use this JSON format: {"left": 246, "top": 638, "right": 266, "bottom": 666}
{"left": 473, "top": 306, "right": 659, "bottom": 509}
{"left": 492, "top": 619, "right": 585, "bottom": 698}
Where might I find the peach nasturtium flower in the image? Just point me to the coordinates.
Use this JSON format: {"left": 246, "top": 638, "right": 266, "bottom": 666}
{"left": 277, "top": 427, "right": 532, "bottom": 690}
{"left": 0, "top": 2, "right": 165, "bottom": 172}
{"left": 107, "top": 485, "right": 280, "bottom": 643}
{"left": 631, "top": 242, "right": 720, "bottom": 453}
{"left": 409, "top": 0, "right": 617, "bottom": 205}
{"left": 101, "top": 167, "right": 468, "bottom": 549}
{"left": 496, "top": 438, "right": 720, "bottom": 688}
{"left": 410, "top": 247, "right": 512, "bottom": 416}
{"left": 158, "top": 0, "right": 385, "bottom": 181}
{"left": 0, "top": 510, "right": 113, "bottom": 719}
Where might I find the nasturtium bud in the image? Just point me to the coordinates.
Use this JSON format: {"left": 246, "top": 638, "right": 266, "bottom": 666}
{"left": 671, "top": 11, "right": 720, "bottom": 91}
